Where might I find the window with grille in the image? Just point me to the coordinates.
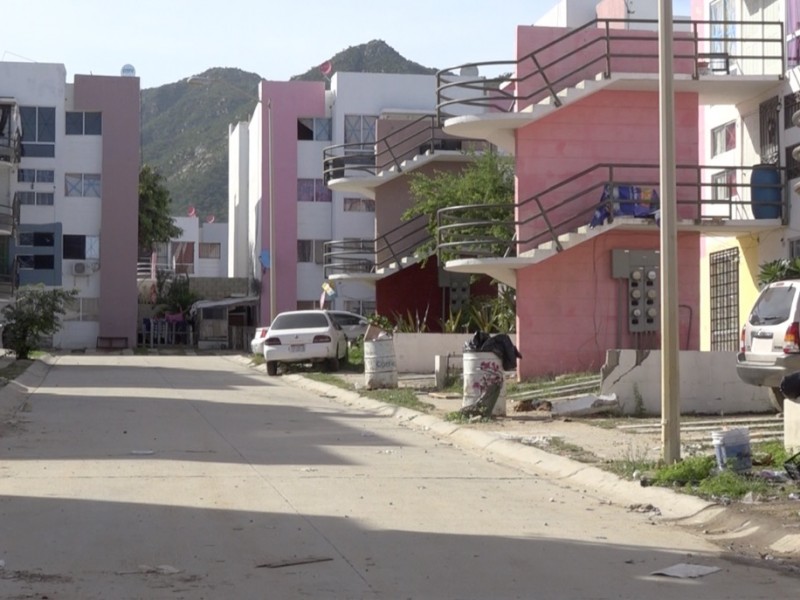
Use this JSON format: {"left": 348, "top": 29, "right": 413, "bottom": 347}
{"left": 709, "top": 247, "right": 739, "bottom": 351}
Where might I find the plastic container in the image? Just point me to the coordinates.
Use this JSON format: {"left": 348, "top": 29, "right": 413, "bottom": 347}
{"left": 364, "top": 338, "right": 397, "bottom": 389}
{"left": 751, "top": 164, "right": 781, "bottom": 219}
{"left": 462, "top": 351, "right": 506, "bottom": 417}
{"left": 711, "top": 428, "right": 752, "bottom": 472}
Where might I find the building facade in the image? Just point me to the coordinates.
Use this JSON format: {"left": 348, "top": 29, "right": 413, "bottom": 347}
{"left": 0, "top": 62, "right": 140, "bottom": 349}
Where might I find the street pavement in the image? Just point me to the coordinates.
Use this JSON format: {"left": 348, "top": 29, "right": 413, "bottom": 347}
{"left": 0, "top": 352, "right": 797, "bottom": 599}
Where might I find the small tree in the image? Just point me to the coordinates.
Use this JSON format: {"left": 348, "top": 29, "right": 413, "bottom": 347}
{"left": 139, "top": 164, "right": 182, "bottom": 254}
{"left": 2, "top": 285, "right": 78, "bottom": 360}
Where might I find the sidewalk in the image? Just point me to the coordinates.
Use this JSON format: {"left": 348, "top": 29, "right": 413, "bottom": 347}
{"left": 285, "top": 368, "right": 800, "bottom": 571}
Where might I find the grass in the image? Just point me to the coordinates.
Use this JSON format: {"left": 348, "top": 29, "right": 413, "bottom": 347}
{"left": 602, "top": 441, "right": 799, "bottom": 501}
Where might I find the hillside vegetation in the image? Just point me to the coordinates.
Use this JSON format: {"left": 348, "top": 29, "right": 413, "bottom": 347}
{"left": 140, "top": 40, "right": 438, "bottom": 221}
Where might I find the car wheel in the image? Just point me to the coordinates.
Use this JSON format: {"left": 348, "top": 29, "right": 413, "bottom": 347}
{"left": 266, "top": 361, "right": 278, "bottom": 376}
{"left": 767, "top": 387, "right": 785, "bottom": 413}
{"left": 326, "top": 356, "right": 340, "bottom": 372}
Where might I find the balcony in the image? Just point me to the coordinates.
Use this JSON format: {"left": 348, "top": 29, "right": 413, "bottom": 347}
{"left": 322, "top": 114, "right": 490, "bottom": 197}
{"left": 436, "top": 18, "right": 785, "bottom": 152}
{"left": 323, "top": 214, "right": 432, "bottom": 283}
{"left": 436, "top": 163, "right": 785, "bottom": 287}
{"left": 0, "top": 99, "right": 21, "bottom": 166}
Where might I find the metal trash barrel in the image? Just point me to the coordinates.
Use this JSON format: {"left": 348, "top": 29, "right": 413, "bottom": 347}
{"left": 364, "top": 338, "right": 398, "bottom": 389}
{"left": 462, "top": 351, "right": 506, "bottom": 416}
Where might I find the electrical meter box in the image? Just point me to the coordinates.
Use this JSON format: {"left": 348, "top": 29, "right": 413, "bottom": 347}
{"left": 611, "top": 249, "right": 660, "bottom": 333}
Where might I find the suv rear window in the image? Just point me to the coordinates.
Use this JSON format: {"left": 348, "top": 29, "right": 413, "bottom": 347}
{"left": 271, "top": 313, "right": 329, "bottom": 329}
{"left": 748, "top": 284, "right": 798, "bottom": 326}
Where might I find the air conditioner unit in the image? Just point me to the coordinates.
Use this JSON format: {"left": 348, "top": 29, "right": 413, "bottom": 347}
{"left": 72, "top": 261, "right": 89, "bottom": 275}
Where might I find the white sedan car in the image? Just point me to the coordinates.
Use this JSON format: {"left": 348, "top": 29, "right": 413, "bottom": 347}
{"left": 250, "top": 326, "right": 269, "bottom": 355}
{"left": 262, "top": 310, "right": 348, "bottom": 376}
{"left": 327, "top": 310, "right": 369, "bottom": 341}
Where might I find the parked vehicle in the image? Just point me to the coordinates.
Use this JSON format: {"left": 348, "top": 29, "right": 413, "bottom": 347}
{"left": 327, "top": 310, "right": 369, "bottom": 341}
{"left": 262, "top": 310, "right": 348, "bottom": 376}
{"left": 736, "top": 279, "right": 800, "bottom": 411}
{"left": 250, "top": 326, "right": 269, "bottom": 355}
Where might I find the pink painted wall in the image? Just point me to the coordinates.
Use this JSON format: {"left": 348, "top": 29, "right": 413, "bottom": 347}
{"left": 515, "top": 231, "right": 700, "bottom": 378}
{"left": 74, "top": 75, "right": 140, "bottom": 347}
{"left": 260, "top": 81, "right": 326, "bottom": 321}
{"left": 511, "top": 19, "right": 703, "bottom": 380}
{"left": 514, "top": 22, "right": 697, "bottom": 111}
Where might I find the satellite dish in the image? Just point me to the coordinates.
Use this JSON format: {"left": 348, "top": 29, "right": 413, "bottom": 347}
{"left": 120, "top": 64, "right": 136, "bottom": 77}
{"left": 459, "top": 65, "right": 479, "bottom": 77}
{"left": 205, "top": 215, "right": 216, "bottom": 224}
{"left": 319, "top": 60, "right": 333, "bottom": 76}
{"left": 187, "top": 205, "right": 196, "bottom": 217}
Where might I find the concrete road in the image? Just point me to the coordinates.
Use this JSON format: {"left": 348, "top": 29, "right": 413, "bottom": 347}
{"left": 0, "top": 353, "right": 796, "bottom": 599}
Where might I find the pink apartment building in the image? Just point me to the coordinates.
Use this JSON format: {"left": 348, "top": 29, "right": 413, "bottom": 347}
{"left": 435, "top": 0, "right": 785, "bottom": 379}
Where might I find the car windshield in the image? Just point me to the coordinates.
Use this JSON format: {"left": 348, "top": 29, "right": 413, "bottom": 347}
{"left": 271, "top": 313, "right": 329, "bottom": 330}
{"left": 749, "top": 285, "right": 797, "bottom": 325}
{"left": 331, "top": 313, "right": 363, "bottom": 326}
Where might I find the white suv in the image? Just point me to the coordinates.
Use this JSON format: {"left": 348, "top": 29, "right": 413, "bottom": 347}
{"left": 736, "top": 279, "right": 800, "bottom": 411}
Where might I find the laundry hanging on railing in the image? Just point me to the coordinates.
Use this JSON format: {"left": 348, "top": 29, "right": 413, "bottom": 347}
{"left": 589, "top": 184, "right": 660, "bottom": 228}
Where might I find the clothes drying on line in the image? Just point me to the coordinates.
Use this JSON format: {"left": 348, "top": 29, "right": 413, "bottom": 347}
{"left": 589, "top": 184, "right": 660, "bottom": 228}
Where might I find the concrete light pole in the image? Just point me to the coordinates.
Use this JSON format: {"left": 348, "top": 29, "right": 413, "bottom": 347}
{"left": 658, "top": 0, "right": 681, "bottom": 464}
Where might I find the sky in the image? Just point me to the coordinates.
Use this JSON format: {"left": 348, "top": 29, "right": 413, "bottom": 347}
{"left": 5, "top": 0, "right": 693, "bottom": 91}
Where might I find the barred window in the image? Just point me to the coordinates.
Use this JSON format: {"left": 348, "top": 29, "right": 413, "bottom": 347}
{"left": 709, "top": 247, "right": 739, "bottom": 351}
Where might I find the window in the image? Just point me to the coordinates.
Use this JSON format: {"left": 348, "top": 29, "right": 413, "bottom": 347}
{"left": 297, "top": 118, "right": 331, "bottom": 141}
{"left": 16, "top": 191, "right": 54, "bottom": 206}
{"left": 344, "top": 114, "right": 377, "bottom": 150}
{"left": 709, "top": 247, "right": 739, "bottom": 351}
{"left": 297, "top": 178, "right": 331, "bottom": 202}
{"left": 344, "top": 300, "right": 376, "bottom": 315}
{"left": 65, "top": 173, "right": 101, "bottom": 197}
{"left": 343, "top": 197, "right": 376, "bottom": 212}
{"left": 20, "top": 106, "right": 55, "bottom": 157}
{"left": 297, "top": 239, "right": 326, "bottom": 264}
{"left": 711, "top": 121, "right": 736, "bottom": 156}
{"left": 63, "top": 297, "right": 100, "bottom": 322}
{"left": 711, "top": 169, "right": 736, "bottom": 201}
{"left": 709, "top": 0, "right": 737, "bottom": 72}
{"left": 18, "top": 169, "right": 54, "bottom": 183}
{"left": 171, "top": 242, "right": 194, "bottom": 274}
{"left": 18, "top": 232, "right": 54, "bottom": 247}
{"left": 63, "top": 235, "right": 87, "bottom": 259}
{"left": 17, "top": 254, "right": 54, "bottom": 270}
{"left": 199, "top": 242, "right": 221, "bottom": 259}
{"left": 65, "top": 111, "right": 102, "bottom": 135}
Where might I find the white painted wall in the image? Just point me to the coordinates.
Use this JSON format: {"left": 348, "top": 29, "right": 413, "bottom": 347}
{"left": 392, "top": 333, "right": 518, "bottom": 373}
{"left": 601, "top": 349, "right": 773, "bottom": 414}
{"left": 228, "top": 121, "right": 250, "bottom": 277}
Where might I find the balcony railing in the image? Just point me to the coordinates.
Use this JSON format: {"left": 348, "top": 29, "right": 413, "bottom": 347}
{"left": 0, "top": 101, "right": 21, "bottom": 165}
{"left": 436, "top": 18, "right": 784, "bottom": 121}
{"left": 324, "top": 214, "right": 432, "bottom": 278}
{"left": 436, "top": 163, "right": 785, "bottom": 262}
{"left": 322, "top": 114, "right": 490, "bottom": 182}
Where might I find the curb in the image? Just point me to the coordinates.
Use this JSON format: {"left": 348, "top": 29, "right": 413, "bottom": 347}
{"left": 282, "top": 373, "right": 714, "bottom": 520}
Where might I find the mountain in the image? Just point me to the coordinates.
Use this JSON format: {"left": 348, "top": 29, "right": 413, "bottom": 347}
{"left": 140, "top": 40, "right": 438, "bottom": 222}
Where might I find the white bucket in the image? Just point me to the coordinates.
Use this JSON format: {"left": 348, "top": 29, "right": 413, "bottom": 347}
{"left": 711, "top": 428, "right": 752, "bottom": 472}
{"left": 462, "top": 351, "right": 506, "bottom": 417}
{"left": 364, "top": 338, "right": 397, "bottom": 389}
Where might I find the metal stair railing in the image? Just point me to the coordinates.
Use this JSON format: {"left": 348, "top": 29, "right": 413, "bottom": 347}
{"left": 322, "top": 114, "right": 491, "bottom": 183}
{"left": 436, "top": 163, "right": 786, "bottom": 264}
{"left": 324, "top": 214, "right": 433, "bottom": 278}
{"left": 436, "top": 17, "right": 784, "bottom": 122}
